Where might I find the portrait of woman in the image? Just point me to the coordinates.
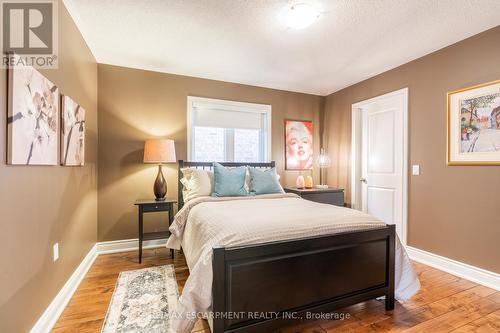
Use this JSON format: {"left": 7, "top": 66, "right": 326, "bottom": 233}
{"left": 285, "top": 120, "right": 313, "bottom": 170}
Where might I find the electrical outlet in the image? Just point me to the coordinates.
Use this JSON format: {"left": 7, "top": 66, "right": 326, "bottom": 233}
{"left": 412, "top": 165, "right": 420, "bottom": 176}
{"left": 53, "top": 243, "right": 59, "bottom": 262}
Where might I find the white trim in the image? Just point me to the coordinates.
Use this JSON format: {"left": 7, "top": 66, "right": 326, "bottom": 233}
{"left": 186, "top": 96, "right": 272, "bottom": 162}
{"left": 350, "top": 107, "right": 362, "bottom": 210}
{"left": 30, "top": 245, "right": 98, "bottom": 333}
{"left": 406, "top": 246, "right": 500, "bottom": 291}
{"left": 187, "top": 97, "right": 193, "bottom": 161}
{"left": 351, "top": 88, "right": 409, "bottom": 245}
{"left": 29, "top": 238, "right": 168, "bottom": 333}
{"left": 96, "top": 238, "right": 168, "bottom": 254}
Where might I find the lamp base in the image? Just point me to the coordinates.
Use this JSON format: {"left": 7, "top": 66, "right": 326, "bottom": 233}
{"left": 315, "top": 184, "right": 329, "bottom": 189}
{"left": 154, "top": 165, "right": 167, "bottom": 200}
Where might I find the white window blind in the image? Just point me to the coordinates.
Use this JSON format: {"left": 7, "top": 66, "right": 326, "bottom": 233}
{"left": 193, "top": 108, "right": 263, "bottom": 129}
{"left": 187, "top": 97, "right": 271, "bottom": 162}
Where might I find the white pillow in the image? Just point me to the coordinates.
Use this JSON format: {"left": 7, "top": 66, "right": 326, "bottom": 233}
{"left": 180, "top": 168, "right": 213, "bottom": 202}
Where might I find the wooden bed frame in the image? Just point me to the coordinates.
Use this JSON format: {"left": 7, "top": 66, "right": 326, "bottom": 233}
{"left": 178, "top": 160, "right": 395, "bottom": 333}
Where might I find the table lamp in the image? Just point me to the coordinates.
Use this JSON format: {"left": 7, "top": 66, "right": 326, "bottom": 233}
{"left": 143, "top": 139, "right": 176, "bottom": 201}
{"left": 316, "top": 147, "right": 331, "bottom": 189}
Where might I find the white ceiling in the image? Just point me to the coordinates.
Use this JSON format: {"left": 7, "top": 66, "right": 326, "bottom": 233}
{"left": 63, "top": 0, "right": 500, "bottom": 96}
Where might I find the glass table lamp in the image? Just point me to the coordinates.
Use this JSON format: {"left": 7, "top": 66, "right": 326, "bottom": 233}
{"left": 316, "top": 147, "right": 331, "bottom": 189}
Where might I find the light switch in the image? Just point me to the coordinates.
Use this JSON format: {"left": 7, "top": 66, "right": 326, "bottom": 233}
{"left": 53, "top": 243, "right": 59, "bottom": 262}
{"left": 412, "top": 165, "right": 420, "bottom": 176}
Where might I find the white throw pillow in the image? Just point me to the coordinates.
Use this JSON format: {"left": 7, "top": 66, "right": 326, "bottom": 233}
{"left": 180, "top": 168, "right": 213, "bottom": 202}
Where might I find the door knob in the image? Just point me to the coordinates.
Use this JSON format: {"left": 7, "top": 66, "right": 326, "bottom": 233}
{"left": 360, "top": 178, "right": 367, "bottom": 183}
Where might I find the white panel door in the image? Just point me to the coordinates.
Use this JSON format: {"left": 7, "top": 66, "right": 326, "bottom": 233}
{"left": 361, "top": 93, "right": 405, "bottom": 238}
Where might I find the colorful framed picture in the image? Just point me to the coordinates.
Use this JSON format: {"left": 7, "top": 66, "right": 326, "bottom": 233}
{"left": 61, "top": 95, "right": 85, "bottom": 166}
{"left": 447, "top": 80, "right": 500, "bottom": 165}
{"left": 7, "top": 55, "right": 59, "bottom": 165}
{"left": 285, "top": 119, "right": 313, "bottom": 170}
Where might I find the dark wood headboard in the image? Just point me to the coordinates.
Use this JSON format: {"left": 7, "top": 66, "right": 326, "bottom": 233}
{"left": 177, "top": 160, "right": 275, "bottom": 209}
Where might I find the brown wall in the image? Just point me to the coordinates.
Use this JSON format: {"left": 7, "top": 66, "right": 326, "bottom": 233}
{"left": 97, "top": 64, "right": 322, "bottom": 241}
{"left": 0, "top": 2, "right": 98, "bottom": 332}
{"left": 324, "top": 26, "right": 500, "bottom": 273}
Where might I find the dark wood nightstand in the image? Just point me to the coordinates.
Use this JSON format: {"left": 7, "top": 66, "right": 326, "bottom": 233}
{"left": 284, "top": 187, "right": 345, "bottom": 206}
{"left": 134, "top": 199, "right": 176, "bottom": 263}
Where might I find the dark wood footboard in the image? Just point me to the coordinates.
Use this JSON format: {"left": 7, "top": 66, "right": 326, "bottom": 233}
{"left": 212, "top": 225, "right": 395, "bottom": 333}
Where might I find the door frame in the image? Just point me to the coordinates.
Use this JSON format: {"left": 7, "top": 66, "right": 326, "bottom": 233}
{"left": 351, "top": 87, "right": 409, "bottom": 245}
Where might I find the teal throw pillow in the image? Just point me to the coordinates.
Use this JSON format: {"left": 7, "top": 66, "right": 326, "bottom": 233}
{"left": 212, "top": 162, "right": 248, "bottom": 197}
{"left": 248, "top": 167, "right": 283, "bottom": 195}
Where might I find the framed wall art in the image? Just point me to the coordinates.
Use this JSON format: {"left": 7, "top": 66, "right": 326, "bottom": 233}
{"left": 285, "top": 119, "right": 313, "bottom": 170}
{"left": 61, "top": 95, "right": 85, "bottom": 166}
{"left": 7, "top": 55, "right": 59, "bottom": 165}
{"left": 447, "top": 80, "right": 500, "bottom": 165}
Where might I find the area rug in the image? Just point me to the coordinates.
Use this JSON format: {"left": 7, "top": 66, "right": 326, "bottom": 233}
{"left": 101, "top": 265, "right": 179, "bottom": 333}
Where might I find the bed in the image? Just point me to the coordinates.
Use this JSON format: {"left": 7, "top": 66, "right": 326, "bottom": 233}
{"left": 166, "top": 161, "right": 419, "bottom": 333}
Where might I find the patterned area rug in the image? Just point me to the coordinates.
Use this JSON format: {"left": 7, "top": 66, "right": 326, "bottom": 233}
{"left": 101, "top": 265, "right": 179, "bottom": 333}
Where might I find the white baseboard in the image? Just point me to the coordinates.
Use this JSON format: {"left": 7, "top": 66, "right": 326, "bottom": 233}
{"left": 30, "top": 244, "right": 98, "bottom": 333}
{"left": 96, "top": 238, "right": 168, "bottom": 254}
{"left": 29, "top": 238, "right": 168, "bottom": 333}
{"left": 406, "top": 246, "right": 500, "bottom": 291}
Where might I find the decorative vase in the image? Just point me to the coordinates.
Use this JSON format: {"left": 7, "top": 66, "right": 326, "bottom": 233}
{"left": 296, "top": 175, "right": 305, "bottom": 189}
{"left": 305, "top": 175, "right": 313, "bottom": 189}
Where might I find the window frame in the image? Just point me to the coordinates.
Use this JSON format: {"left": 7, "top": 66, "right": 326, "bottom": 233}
{"left": 187, "top": 96, "right": 272, "bottom": 162}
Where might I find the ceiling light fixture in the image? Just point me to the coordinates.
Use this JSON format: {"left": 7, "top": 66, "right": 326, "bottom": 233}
{"left": 280, "top": 2, "right": 321, "bottom": 30}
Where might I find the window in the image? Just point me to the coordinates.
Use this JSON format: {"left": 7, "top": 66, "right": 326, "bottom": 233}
{"left": 187, "top": 97, "right": 271, "bottom": 162}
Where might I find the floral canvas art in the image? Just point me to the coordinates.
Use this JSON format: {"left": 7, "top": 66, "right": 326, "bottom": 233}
{"left": 7, "top": 56, "right": 59, "bottom": 165}
{"left": 448, "top": 80, "right": 500, "bottom": 165}
{"left": 285, "top": 120, "right": 313, "bottom": 170}
{"left": 61, "top": 95, "right": 85, "bottom": 166}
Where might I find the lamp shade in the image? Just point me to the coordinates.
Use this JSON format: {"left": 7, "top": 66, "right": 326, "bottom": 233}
{"left": 143, "top": 139, "right": 176, "bottom": 163}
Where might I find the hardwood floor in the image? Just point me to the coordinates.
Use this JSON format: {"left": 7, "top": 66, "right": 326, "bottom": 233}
{"left": 53, "top": 248, "right": 500, "bottom": 333}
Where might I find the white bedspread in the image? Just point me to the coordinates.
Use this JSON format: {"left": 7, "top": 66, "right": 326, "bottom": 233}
{"left": 166, "top": 194, "right": 420, "bottom": 333}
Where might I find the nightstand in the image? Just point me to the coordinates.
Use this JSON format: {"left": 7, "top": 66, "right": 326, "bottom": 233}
{"left": 284, "top": 187, "right": 345, "bottom": 206}
{"left": 134, "top": 199, "right": 176, "bottom": 263}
